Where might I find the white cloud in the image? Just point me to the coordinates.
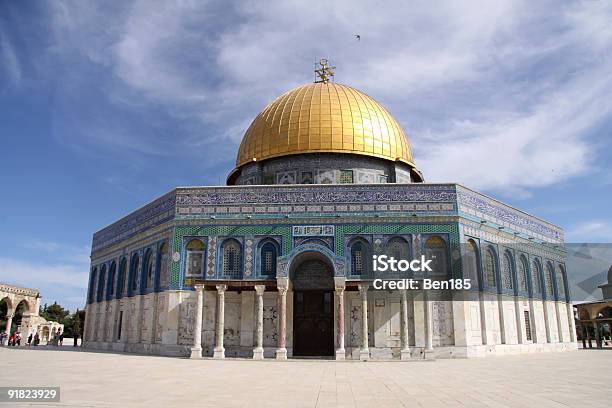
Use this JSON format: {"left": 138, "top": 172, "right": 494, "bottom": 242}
{"left": 0, "top": 257, "right": 88, "bottom": 290}
{"left": 0, "top": 240, "right": 91, "bottom": 310}
{"left": 22, "top": 240, "right": 91, "bottom": 265}
{"left": 41, "top": 0, "right": 612, "bottom": 194}
{"left": 417, "top": 59, "right": 612, "bottom": 192}
{"left": 0, "top": 28, "right": 21, "bottom": 85}
{"left": 0, "top": 257, "right": 89, "bottom": 311}
{"left": 567, "top": 221, "right": 612, "bottom": 242}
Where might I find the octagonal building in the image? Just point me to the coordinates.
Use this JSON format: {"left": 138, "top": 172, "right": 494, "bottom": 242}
{"left": 83, "top": 66, "right": 577, "bottom": 359}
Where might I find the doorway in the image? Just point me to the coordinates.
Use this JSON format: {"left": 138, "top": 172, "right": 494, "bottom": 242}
{"left": 291, "top": 257, "right": 335, "bottom": 357}
{"left": 293, "top": 290, "right": 334, "bottom": 356}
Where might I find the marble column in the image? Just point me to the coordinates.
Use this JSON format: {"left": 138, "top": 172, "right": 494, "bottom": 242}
{"left": 190, "top": 284, "right": 205, "bottom": 359}
{"left": 543, "top": 300, "right": 552, "bottom": 343}
{"left": 358, "top": 283, "right": 370, "bottom": 361}
{"left": 528, "top": 299, "right": 539, "bottom": 343}
{"left": 586, "top": 322, "right": 593, "bottom": 348}
{"left": 497, "top": 294, "right": 506, "bottom": 345}
{"left": 593, "top": 321, "right": 601, "bottom": 349}
{"left": 515, "top": 298, "right": 525, "bottom": 344}
{"left": 213, "top": 284, "right": 227, "bottom": 359}
{"left": 424, "top": 291, "right": 434, "bottom": 353}
{"left": 555, "top": 302, "right": 564, "bottom": 343}
{"left": 113, "top": 298, "right": 121, "bottom": 343}
{"left": 479, "top": 293, "right": 490, "bottom": 345}
{"left": 3, "top": 313, "right": 13, "bottom": 345}
{"left": 567, "top": 304, "right": 577, "bottom": 343}
{"left": 400, "top": 290, "right": 411, "bottom": 360}
{"left": 276, "top": 286, "right": 288, "bottom": 360}
{"left": 253, "top": 285, "right": 266, "bottom": 360}
{"left": 335, "top": 284, "right": 345, "bottom": 360}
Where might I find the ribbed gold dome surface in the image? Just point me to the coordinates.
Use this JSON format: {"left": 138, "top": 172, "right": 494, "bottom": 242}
{"left": 235, "top": 82, "right": 415, "bottom": 168}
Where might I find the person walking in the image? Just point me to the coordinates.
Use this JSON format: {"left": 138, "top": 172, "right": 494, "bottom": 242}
{"left": 59, "top": 331, "right": 64, "bottom": 346}
{"left": 34, "top": 332, "right": 40, "bottom": 346}
{"left": 27, "top": 333, "right": 33, "bottom": 347}
{"left": 15, "top": 331, "right": 21, "bottom": 346}
{"left": 73, "top": 333, "right": 79, "bottom": 347}
{"left": 0, "top": 331, "right": 6, "bottom": 345}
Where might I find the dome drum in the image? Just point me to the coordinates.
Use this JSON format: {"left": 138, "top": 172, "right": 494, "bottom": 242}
{"left": 228, "top": 152, "right": 422, "bottom": 185}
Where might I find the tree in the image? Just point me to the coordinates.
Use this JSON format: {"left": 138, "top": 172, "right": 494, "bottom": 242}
{"left": 40, "top": 302, "right": 70, "bottom": 324}
{"left": 63, "top": 309, "right": 86, "bottom": 338}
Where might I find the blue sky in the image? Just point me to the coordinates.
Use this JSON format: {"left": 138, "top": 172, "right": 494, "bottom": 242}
{"left": 1, "top": 0, "right": 611, "bottom": 311}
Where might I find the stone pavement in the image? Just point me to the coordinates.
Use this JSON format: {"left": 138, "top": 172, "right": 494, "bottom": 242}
{"left": 0, "top": 347, "right": 609, "bottom": 407}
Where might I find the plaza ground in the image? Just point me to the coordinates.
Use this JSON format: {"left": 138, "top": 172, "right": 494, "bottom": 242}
{"left": 0, "top": 347, "right": 609, "bottom": 408}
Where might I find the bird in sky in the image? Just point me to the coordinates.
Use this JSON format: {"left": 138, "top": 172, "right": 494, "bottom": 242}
{"left": 355, "top": 34, "right": 360, "bottom": 41}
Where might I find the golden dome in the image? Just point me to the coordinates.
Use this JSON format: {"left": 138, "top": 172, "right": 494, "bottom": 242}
{"left": 234, "top": 82, "right": 416, "bottom": 169}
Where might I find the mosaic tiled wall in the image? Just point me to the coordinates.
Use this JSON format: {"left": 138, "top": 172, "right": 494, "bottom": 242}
{"left": 169, "top": 225, "right": 293, "bottom": 289}
{"left": 169, "top": 222, "right": 460, "bottom": 289}
{"left": 91, "top": 183, "right": 563, "bottom": 258}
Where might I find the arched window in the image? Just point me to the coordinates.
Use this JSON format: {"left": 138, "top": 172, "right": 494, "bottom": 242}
{"left": 531, "top": 260, "right": 542, "bottom": 295}
{"left": 300, "top": 238, "right": 332, "bottom": 250}
{"left": 97, "top": 265, "right": 107, "bottom": 301}
{"left": 545, "top": 263, "right": 555, "bottom": 299}
{"left": 130, "top": 254, "right": 140, "bottom": 292}
{"left": 158, "top": 243, "right": 169, "bottom": 288}
{"left": 222, "top": 239, "right": 242, "bottom": 278}
{"left": 425, "top": 236, "right": 448, "bottom": 275}
{"left": 186, "top": 239, "right": 205, "bottom": 277}
{"left": 350, "top": 240, "right": 367, "bottom": 275}
{"left": 387, "top": 237, "right": 408, "bottom": 260}
{"left": 465, "top": 240, "right": 480, "bottom": 284}
{"left": 502, "top": 251, "right": 514, "bottom": 290}
{"left": 145, "top": 249, "right": 155, "bottom": 289}
{"left": 119, "top": 258, "right": 128, "bottom": 295}
{"left": 556, "top": 265, "right": 566, "bottom": 299}
{"left": 260, "top": 241, "right": 278, "bottom": 277}
{"left": 518, "top": 256, "right": 528, "bottom": 293}
{"left": 89, "top": 267, "right": 98, "bottom": 303}
{"left": 108, "top": 261, "right": 117, "bottom": 298}
{"left": 484, "top": 248, "right": 497, "bottom": 289}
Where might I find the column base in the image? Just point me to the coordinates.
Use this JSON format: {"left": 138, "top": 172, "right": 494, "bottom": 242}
{"left": 335, "top": 348, "right": 345, "bottom": 360}
{"left": 213, "top": 347, "right": 225, "bottom": 359}
{"left": 275, "top": 348, "right": 287, "bottom": 360}
{"left": 424, "top": 348, "right": 435, "bottom": 359}
{"left": 359, "top": 349, "right": 370, "bottom": 361}
{"left": 400, "top": 348, "right": 411, "bottom": 360}
{"left": 253, "top": 347, "right": 264, "bottom": 360}
{"left": 189, "top": 346, "right": 202, "bottom": 359}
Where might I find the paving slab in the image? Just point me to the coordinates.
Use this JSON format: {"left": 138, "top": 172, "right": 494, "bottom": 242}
{"left": 0, "top": 347, "right": 609, "bottom": 407}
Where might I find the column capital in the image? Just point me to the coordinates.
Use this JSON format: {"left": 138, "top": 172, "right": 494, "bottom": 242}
{"left": 277, "top": 286, "right": 288, "bottom": 296}
{"left": 334, "top": 277, "right": 346, "bottom": 292}
{"left": 216, "top": 284, "right": 228, "bottom": 294}
{"left": 276, "top": 276, "right": 289, "bottom": 290}
{"left": 194, "top": 284, "right": 205, "bottom": 292}
{"left": 254, "top": 285, "right": 266, "bottom": 295}
{"left": 358, "top": 283, "right": 370, "bottom": 295}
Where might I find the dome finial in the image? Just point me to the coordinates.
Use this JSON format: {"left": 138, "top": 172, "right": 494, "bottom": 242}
{"left": 314, "top": 58, "right": 335, "bottom": 83}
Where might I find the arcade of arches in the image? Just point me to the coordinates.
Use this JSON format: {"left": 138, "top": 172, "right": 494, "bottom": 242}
{"left": 84, "top": 240, "right": 577, "bottom": 360}
{"left": 0, "top": 283, "right": 63, "bottom": 345}
{"left": 575, "top": 265, "right": 612, "bottom": 349}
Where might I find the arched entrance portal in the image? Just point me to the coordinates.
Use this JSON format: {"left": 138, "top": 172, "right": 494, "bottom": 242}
{"left": 290, "top": 252, "right": 335, "bottom": 357}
